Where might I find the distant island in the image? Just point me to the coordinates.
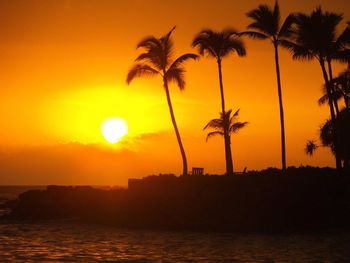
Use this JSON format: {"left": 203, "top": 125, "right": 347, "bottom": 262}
{"left": 2, "top": 166, "right": 350, "bottom": 233}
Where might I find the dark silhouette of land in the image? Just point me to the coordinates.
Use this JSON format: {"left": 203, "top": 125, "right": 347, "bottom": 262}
{"left": 2, "top": 167, "right": 350, "bottom": 233}
{"left": 1, "top": 2, "right": 349, "bottom": 237}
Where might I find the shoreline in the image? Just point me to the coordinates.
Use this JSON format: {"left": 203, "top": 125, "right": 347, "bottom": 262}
{"left": 2, "top": 167, "right": 350, "bottom": 233}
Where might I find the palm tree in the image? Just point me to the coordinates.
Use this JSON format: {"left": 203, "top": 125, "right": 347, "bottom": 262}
{"left": 204, "top": 109, "right": 248, "bottom": 173}
{"left": 126, "top": 27, "right": 198, "bottom": 176}
{"left": 306, "top": 108, "right": 350, "bottom": 171}
{"left": 192, "top": 28, "right": 246, "bottom": 175}
{"left": 287, "top": 7, "right": 344, "bottom": 172}
{"left": 241, "top": 1, "right": 295, "bottom": 172}
{"left": 305, "top": 140, "right": 319, "bottom": 156}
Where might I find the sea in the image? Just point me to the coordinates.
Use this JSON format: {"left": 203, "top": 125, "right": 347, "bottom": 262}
{"left": 1, "top": 186, "right": 350, "bottom": 262}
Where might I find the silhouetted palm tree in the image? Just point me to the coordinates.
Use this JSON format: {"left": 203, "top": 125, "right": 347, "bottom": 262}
{"left": 306, "top": 109, "right": 350, "bottom": 170}
{"left": 127, "top": 27, "right": 198, "bottom": 176}
{"left": 204, "top": 109, "right": 248, "bottom": 173}
{"left": 287, "top": 7, "right": 344, "bottom": 171}
{"left": 241, "top": 1, "right": 295, "bottom": 172}
{"left": 305, "top": 140, "right": 319, "bottom": 156}
{"left": 192, "top": 28, "right": 246, "bottom": 175}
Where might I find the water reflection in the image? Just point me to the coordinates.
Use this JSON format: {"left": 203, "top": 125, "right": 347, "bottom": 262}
{"left": 0, "top": 222, "right": 350, "bottom": 262}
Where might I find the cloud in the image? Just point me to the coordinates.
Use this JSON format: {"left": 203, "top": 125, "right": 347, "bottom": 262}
{"left": 0, "top": 140, "right": 182, "bottom": 186}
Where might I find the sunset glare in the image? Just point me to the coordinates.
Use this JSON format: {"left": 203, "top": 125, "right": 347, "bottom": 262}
{"left": 1, "top": 1, "right": 350, "bottom": 260}
{"left": 0, "top": 0, "right": 349, "bottom": 185}
{"left": 101, "top": 118, "right": 128, "bottom": 144}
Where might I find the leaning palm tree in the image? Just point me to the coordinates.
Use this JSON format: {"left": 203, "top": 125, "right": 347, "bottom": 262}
{"left": 287, "top": 7, "right": 344, "bottom": 171}
{"left": 204, "top": 109, "right": 248, "bottom": 174}
{"left": 192, "top": 28, "right": 246, "bottom": 175}
{"left": 241, "top": 1, "right": 295, "bottom": 172}
{"left": 127, "top": 27, "right": 198, "bottom": 176}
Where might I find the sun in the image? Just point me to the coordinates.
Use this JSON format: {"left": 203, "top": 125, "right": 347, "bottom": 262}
{"left": 101, "top": 118, "right": 128, "bottom": 144}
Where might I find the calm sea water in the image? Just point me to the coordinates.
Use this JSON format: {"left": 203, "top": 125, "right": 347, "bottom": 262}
{"left": 1, "top": 186, "right": 350, "bottom": 262}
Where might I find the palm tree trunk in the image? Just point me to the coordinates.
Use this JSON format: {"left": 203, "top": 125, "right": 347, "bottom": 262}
{"left": 319, "top": 58, "right": 342, "bottom": 173}
{"left": 327, "top": 59, "right": 340, "bottom": 115}
{"left": 163, "top": 78, "right": 188, "bottom": 176}
{"left": 217, "top": 58, "right": 234, "bottom": 175}
{"left": 274, "top": 42, "right": 287, "bottom": 172}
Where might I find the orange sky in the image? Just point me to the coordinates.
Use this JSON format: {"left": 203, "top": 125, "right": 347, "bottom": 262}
{"left": 0, "top": 0, "right": 349, "bottom": 185}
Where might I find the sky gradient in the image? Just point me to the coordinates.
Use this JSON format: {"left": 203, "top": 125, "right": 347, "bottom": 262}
{"left": 1, "top": 0, "right": 349, "bottom": 185}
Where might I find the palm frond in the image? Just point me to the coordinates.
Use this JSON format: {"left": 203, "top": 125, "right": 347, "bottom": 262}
{"left": 137, "top": 36, "right": 162, "bottom": 50}
{"left": 273, "top": 1, "right": 281, "bottom": 28}
{"left": 229, "top": 109, "right": 240, "bottom": 124}
{"left": 168, "top": 53, "right": 199, "bottom": 72}
{"left": 332, "top": 49, "right": 350, "bottom": 64}
{"left": 305, "top": 140, "right": 319, "bottom": 155}
{"left": 292, "top": 8, "right": 343, "bottom": 61}
{"left": 239, "top": 31, "right": 269, "bottom": 40}
{"left": 246, "top": 3, "right": 279, "bottom": 36}
{"left": 283, "top": 41, "right": 315, "bottom": 61}
{"left": 279, "top": 14, "right": 296, "bottom": 38}
{"left": 165, "top": 66, "right": 186, "bottom": 90}
{"left": 206, "top": 131, "right": 224, "bottom": 142}
{"left": 222, "top": 38, "right": 247, "bottom": 57}
{"left": 134, "top": 51, "right": 163, "bottom": 70}
{"left": 161, "top": 26, "right": 176, "bottom": 40}
{"left": 318, "top": 93, "right": 329, "bottom": 105}
{"left": 192, "top": 29, "right": 219, "bottom": 58}
{"left": 336, "top": 25, "right": 350, "bottom": 47}
{"left": 192, "top": 28, "right": 246, "bottom": 59}
{"left": 203, "top": 118, "right": 223, "bottom": 131}
{"left": 160, "top": 27, "right": 176, "bottom": 68}
{"left": 229, "top": 122, "right": 249, "bottom": 134}
{"left": 126, "top": 64, "right": 159, "bottom": 84}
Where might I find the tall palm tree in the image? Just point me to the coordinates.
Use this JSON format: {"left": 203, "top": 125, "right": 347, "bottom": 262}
{"left": 127, "top": 27, "right": 198, "bottom": 176}
{"left": 192, "top": 28, "right": 246, "bottom": 175}
{"left": 287, "top": 7, "right": 344, "bottom": 171}
{"left": 241, "top": 1, "right": 295, "bottom": 172}
{"left": 204, "top": 109, "right": 248, "bottom": 173}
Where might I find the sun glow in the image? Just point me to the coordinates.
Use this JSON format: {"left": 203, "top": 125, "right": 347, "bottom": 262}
{"left": 101, "top": 118, "right": 128, "bottom": 143}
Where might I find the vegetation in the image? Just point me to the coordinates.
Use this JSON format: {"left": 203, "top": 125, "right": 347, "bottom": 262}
{"left": 192, "top": 29, "right": 246, "bottom": 175}
{"left": 203, "top": 109, "right": 248, "bottom": 170}
{"left": 126, "top": 27, "right": 198, "bottom": 176}
{"left": 306, "top": 108, "right": 350, "bottom": 172}
{"left": 241, "top": 1, "right": 295, "bottom": 172}
{"left": 125, "top": 3, "right": 350, "bottom": 176}
{"left": 5, "top": 169, "right": 349, "bottom": 233}
{"left": 287, "top": 7, "right": 350, "bottom": 172}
